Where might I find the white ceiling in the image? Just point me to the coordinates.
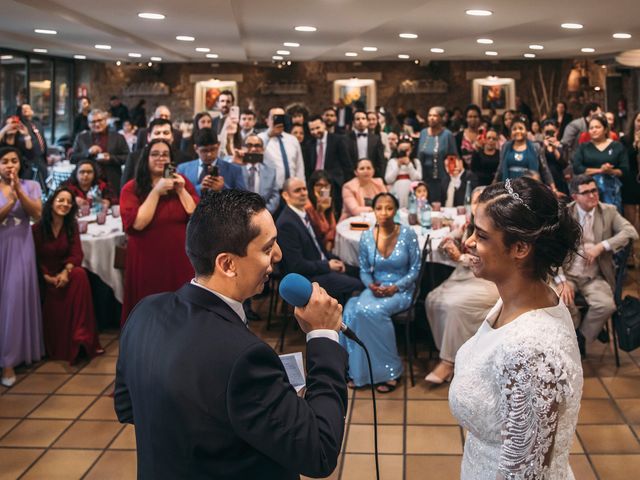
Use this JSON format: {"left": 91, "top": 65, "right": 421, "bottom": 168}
{"left": 0, "top": 0, "right": 639, "bottom": 63}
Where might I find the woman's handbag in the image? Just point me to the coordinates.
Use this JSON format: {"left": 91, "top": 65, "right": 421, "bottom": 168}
{"left": 615, "top": 295, "right": 640, "bottom": 352}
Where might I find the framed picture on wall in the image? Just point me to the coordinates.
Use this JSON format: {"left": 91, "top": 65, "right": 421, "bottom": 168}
{"left": 333, "top": 79, "right": 376, "bottom": 111}
{"left": 472, "top": 77, "right": 516, "bottom": 114}
{"left": 194, "top": 80, "right": 238, "bottom": 116}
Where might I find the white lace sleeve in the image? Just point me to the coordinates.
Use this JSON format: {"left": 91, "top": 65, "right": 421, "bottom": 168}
{"left": 495, "top": 346, "right": 573, "bottom": 479}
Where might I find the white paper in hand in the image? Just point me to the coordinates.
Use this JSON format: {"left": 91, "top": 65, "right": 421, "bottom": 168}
{"left": 279, "top": 352, "right": 306, "bottom": 392}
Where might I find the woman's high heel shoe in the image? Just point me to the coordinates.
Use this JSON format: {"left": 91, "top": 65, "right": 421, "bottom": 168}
{"left": 424, "top": 362, "right": 454, "bottom": 385}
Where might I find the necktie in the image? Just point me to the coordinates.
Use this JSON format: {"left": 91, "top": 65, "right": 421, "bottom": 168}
{"left": 198, "top": 163, "right": 209, "bottom": 184}
{"left": 583, "top": 213, "right": 594, "bottom": 244}
{"left": 315, "top": 140, "right": 324, "bottom": 170}
{"left": 248, "top": 165, "right": 257, "bottom": 192}
{"left": 31, "top": 124, "right": 46, "bottom": 154}
{"left": 277, "top": 136, "right": 290, "bottom": 179}
{"left": 304, "top": 215, "right": 326, "bottom": 260}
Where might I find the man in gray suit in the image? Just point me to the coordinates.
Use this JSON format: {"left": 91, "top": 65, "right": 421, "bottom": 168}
{"left": 557, "top": 174, "right": 638, "bottom": 355}
{"left": 237, "top": 134, "right": 280, "bottom": 215}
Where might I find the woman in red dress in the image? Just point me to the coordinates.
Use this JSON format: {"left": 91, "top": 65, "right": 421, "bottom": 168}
{"left": 119, "top": 139, "right": 198, "bottom": 325}
{"left": 64, "top": 159, "right": 117, "bottom": 209}
{"left": 32, "top": 187, "right": 103, "bottom": 363}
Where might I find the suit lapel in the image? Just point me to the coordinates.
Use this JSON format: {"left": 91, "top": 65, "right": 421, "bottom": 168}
{"left": 177, "top": 283, "right": 246, "bottom": 328}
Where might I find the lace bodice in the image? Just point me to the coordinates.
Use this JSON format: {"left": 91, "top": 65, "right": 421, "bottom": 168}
{"left": 449, "top": 299, "right": 583, "bottom": 479}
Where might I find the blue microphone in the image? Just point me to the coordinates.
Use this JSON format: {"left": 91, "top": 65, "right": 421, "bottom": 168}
{"left": 279, "top": 273, "right": 359, "bottom": 342}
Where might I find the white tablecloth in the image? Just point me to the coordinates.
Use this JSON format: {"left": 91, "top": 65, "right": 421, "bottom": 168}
{"left": 333, "top": 209, "right": 467, "bottom": 268}
{"left": 80, "top": 213, "right": 125, "bottom": 303}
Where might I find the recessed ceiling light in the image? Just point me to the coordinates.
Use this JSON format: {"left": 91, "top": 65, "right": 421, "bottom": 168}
{"left": 430, "top": 48, "right": 445, "bottom": 53}
{"left": 195, "top": 47, "right": 210, "bottom": 52}
{"left": 477, "top": 38, "right": 493, "bottom": 44}
{"left": 1, "top": 55, "right": 14, "bottom": 60}
{"left": 613, "top": 33, "right": 632, "bottom": 39}
{"left": 398, "top": 54, "right": 410, "bottom": 59}
{"left": 33, "top": 48, "right": 47, "bottom": 53}
{"left": 399, "top": 33, "right": 418, "bottom": 39}
{"left": 206, "top": 53, "right": 219, "bottom": 59}
{"left": 150, "top": 56, "right": 162, "bottom": 61}
{"left": 594, "top": 86, "right": 601, "bottom": 91}
{"left": 73, "top": 54, "right": 86, "bottom": 60}
{"left": 294, "top": 26, "right": 317, "bottom": 32}
{"left": 95, "top": 44, "right": 111, "bottom": 50}
{"left": 524, "top": 53, "right": 536, "bottom": 58}
{"left": 466, "top": 9, "right": 493, "bottom": 16}
{"left": 529, "top": 44, "right": 544, "bottom": 50}
{"left": 116, "top": 60, "right": 121, "bottom": 66}
{"left": 128, "top": 52, "right": 142, "bottom": 58}
{"left": 561, "top": 23, "right": 583, "bottom": 29}
{"left": 272, "top": 55, "right": 284, "bottom": 60}
{"left": 34, "top": 29, "right": 56, "bottom": 35}
{"left": 138, "top": 12, "right": 165, "bottom": 20}
{"left": 176, "top": 35, "right": 195, "bottom": 42}
{"left": 283, "top": 42, "right": 300, "bottom": 47}
{"left": 485, "top": 51, "right": 498, "bottom": 56}
{"left": 345, "top": 52, "right": 358, "bottom": 57}
{"left": 276, "top": 50, "right": 291, "bottom": 55}
{"left": 363, "top": 46, "right": 378, "bottom": 52}
{"left": 581, "top": 47, "right": 595, "bottom": 53}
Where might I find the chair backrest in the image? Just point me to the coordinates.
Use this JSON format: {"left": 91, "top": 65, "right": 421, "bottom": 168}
{"left": 614, "top": 241, "right": 633, "bottom": 306}
{"left": 409, "top": 234, "right": 431, "bottom": 307}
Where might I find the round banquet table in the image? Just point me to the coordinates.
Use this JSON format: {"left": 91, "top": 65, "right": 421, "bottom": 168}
{"left": 79, "top": 212, "right": 125, "bottom": 303}
{"left": 333, "top": 208, "right": 467, "bottom": 268}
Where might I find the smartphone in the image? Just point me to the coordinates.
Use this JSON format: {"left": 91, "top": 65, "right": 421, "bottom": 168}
{"left": 230, "top": 106, "right": 240, "bottom": 121}
{"left": 272, "top": 114, "right": 286, "bottom": 126}
{"left": 208, "top": 165, "right": 219, "bottom": 177}
{"left": 320, "top": 188, "right": 330, "bottom": 199}
{"left": 243, "top": 152, "right": 263, "bottom": 164}
{"left": 163, "top": 163, "right": 176, "bottom": 179}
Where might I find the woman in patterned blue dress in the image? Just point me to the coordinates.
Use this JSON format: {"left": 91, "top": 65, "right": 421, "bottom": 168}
{"left": 340, "top": 192, "right": 420, "bottom": 392}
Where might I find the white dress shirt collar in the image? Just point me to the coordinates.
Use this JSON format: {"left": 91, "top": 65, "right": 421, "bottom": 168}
{"left": 190, "top": 279, "right": 247, "bottom": 325}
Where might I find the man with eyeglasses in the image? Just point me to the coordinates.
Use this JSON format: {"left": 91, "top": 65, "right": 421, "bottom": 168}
{"left": 234, "top": 134, "right": 279, "bottom": 214}
{"left": 71, "top": 109, "right": 130, "bottom": 193}
{"left": 177, "top": 128, "right": 245, "bottom": 196}
{"left": 555, "top": 174, "right": 638, "bottom": 356}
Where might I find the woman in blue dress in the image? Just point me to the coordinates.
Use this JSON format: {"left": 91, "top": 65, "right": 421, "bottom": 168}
{"left": 340, "top": 192, "right": 420, "bottom": 393}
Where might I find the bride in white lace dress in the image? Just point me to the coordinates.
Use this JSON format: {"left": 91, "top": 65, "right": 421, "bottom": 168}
{"left": 449, "top": 177, "right": 584, "bottom": 479}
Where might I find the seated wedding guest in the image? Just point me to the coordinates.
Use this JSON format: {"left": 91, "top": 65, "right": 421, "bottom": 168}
{"left": 573, "top": 114, "right": 628, "bottom": 211}
{"left": 277, "top": 177, "right": 362, "bottom": 305}
{"left": 32, "top": 187, "right": 103, "bottom": 363}
{"left": 425, "top": 186, "right": 499, "bottom": 384}
{"left": 0, "top": 147, "right": 43, "bottom": 387}
{"left": 449, "top": 177, "right": 583, "bottom": 479}
{"left": 65, "top": 159, "right": 116, "bottom": 209}
{"left": 471, "top": 128, "right": 500, "bottom": 186}
{"left": 418, "top": 106, "right": 459, "bottom": 203}
{"left": 340, "top": 193, "right": 420, "bottom": 392}
{"left": 556, "top": 175, "right": 637, "bottom": 356}
{"left": 119, "top": 139, "right": 198, "bottom": 325}
{"left": 71, "top": 109, "right": 130, "bottom": 194}
{"left": 441, "top": 157, "right": 479, "bottom": 208}
{"left": 180, "top": 112, "right": 212, "bottom": 159}
{"left": 340, "top": 158, "right": 387, "bottom": 220}
{"left": 177, "top": 128, "right": 246, "bottom": 196}
{"left": 236, "top": 134, "right": 279, "bottom": 214}
{"left": 385, "top": 136, "right": 422, "bottom": 208}
{"left": 306, "top": 170, "right": 337, "bottom": 252}
{"left": 122, "top": 118, "right": 191, "bottom": 186}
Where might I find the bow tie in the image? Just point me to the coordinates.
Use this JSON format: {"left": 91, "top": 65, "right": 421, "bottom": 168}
{"left": 357, "top": 132, "right": 367, "bottom": 138}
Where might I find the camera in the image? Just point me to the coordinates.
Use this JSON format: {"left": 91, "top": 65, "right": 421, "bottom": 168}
{"left": 244, "top": 152, "right": 263, "bottom": 164}
{"left": 272, "top": 114, "right": 286, "bottom": 126}
{"left": 163, "top": 163, "right": 176, "bottom": 179}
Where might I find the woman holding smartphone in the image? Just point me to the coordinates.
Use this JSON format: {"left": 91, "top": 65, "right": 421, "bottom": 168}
{"left": 305, "top": 170, "right": 337, "bottom": 252}
{"left": 119, "top": 139, "right": 198, "bottom": 325}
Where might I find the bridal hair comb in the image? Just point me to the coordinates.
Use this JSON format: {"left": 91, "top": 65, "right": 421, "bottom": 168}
{"left": 505, "top": 178, "right": 532, "bottom": 211}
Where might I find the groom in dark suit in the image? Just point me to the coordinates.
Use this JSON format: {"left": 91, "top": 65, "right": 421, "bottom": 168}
{"left": 114, "top": 189, "right": 348, "bottom": 480}
{"left": 345, "top": 110, "right": 386, "bottom": 177}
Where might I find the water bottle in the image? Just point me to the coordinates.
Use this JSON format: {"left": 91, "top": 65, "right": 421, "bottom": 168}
{"left": 420, "top": 200, "right": 432, "bottom": 233}
{"left": 463, "top": 180, "right": 472, "bottom": 221}
{"left": 408, "top": 190, "right": 417, "bottom": 225}
{"left": 91, "top": 186, "right": 102, "bottom": 215}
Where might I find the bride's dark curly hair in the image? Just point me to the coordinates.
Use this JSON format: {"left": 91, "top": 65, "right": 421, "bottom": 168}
{"left": 478, "top": 177, "right": 581, "bottom": 281}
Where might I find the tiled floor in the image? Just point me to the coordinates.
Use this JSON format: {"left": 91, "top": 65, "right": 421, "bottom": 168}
{"left": 1, "top": 267, "right": 639, "bottom": 479}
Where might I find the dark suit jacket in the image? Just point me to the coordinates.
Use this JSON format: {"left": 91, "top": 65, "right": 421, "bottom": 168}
{"left": 121, "top": 147, "right": 191, "bottom": 186}
{"left": 276, "top": 206, "right": 337, "bottom": 277}
{"left": 304, "top": 133, "right": 353, "bottom": 186}
{"left": 345, "top": 130, "right": 386, "bottom": 178}
{"left": 440, "top": 170, "right": 479, "bottom": 207}
{"left": 136, "top": 127, "right": 182, "bottom": 151}
{"left": 115, "top": 283, "right": 348, "bottom": 480}
{"left": 70, "top": 131, "right": 130, "bottom": 193}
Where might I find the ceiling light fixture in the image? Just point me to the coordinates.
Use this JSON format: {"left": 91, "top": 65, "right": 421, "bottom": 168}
{"left": 206, "top": 53, "right": 219, "bottom": 58}
{"left": 399, "top": 33, "right": 418, "bottom": 39}
{"left": 594, "top": 86, "right": 601, "bottom": 91}
{"left": 613, "top": 33, "right": 632, "bottom": 39}
{"left": 116, "top": 60, "right": 121, "bottom": 66}
{"left": 138, "top": 12, "right": 165, "bottom": 20}
{"left": 283, "top": 42, "right": 300, "bottom": 47}
{"left": 34, "top": 29, "right": 57, "bottom": 35}
{"left": 33, "top": 48, "right": 47, "bottom": 53}
{"left": 524, "top": 53, "right": 536, "bottom": 58}
{"left": 345, "top": 52, "right": 358, "bottom": 57}
{"left": 95, "top": 44, "right": 111, "bottom": 50}
{"left": 529, "top": 44, "right": 544, "bottom": 50}
{"left": 485, "top": 51, "right": 498, "bottom": 56}
{"left": 73, "top": 54, "right": 86, "bottom": 59}
{"left": 276, "top": 50, "right": 291, "bottom": 55}
{"left": 176, "top": 35, "right": 195, "bottom": 41}
{"left": 466, "top": 9, "right": 493, "bottom": 16}
{"left": 150, "top": 56, "right": 162, "bottom": 61}
{"left": 561, "top": 23, "right": 583, "bottom": 29}
{"left": 430, "top": 48, "right": 445, "bottom": 53}
{"left": 294, "top": 26, "right": 317, "bottom": 32}
{"left": 477, "top": 38, "right": 493, "bottom": 44}
{"left": 1, "top": 55, "right": 14, "bottom": 60}
{"left": 272, "top": 55, "right": 284, "bottom": 60}
{"left": 581, "top": 47, "right": 595, "bottom": 53}
{"left": 195, "top": 47, "right": 210, "bottom": 52}
{"left": 363, "top": 46, "right": 378, "bottom": 52}
{"left": 128, "top": 52, "right": 142, "bottom": 58}
{"left": 398, "top": 54, "right": 410, "bottom": 59}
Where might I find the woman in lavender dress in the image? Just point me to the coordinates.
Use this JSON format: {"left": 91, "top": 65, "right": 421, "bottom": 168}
{"left": 0, "top": 147, "right": 44, "bottom": 387}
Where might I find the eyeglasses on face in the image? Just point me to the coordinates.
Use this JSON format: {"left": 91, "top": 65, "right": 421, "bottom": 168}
{"left": 576, "top": 188, "right": 599, "bottom": 196}
{"left": 149, "top": 151, "right": 171, "bottom": 159}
